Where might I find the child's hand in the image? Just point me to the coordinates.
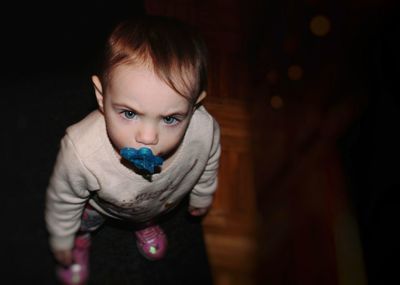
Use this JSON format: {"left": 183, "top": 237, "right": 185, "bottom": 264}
{"left": 188, "top": 206, "right": 210, "bottom": 216}
{"left": 54, "top": 249, "right": 73, "bottom": 266}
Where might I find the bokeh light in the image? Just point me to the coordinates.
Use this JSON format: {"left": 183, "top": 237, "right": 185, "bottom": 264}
{"left": 310, "top": 15, "right": 331, "bottom": 36}
{"left": 287, "top": 65, "right": 303, "bottom": 80}
{"left": 270, "top": 95, "right": 284, "bottom": 109}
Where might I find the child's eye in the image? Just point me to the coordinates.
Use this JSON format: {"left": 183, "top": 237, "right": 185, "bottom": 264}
{"left": 163, "top": 116, "right": 179, "bottom": 125}
{"left": 123, "top": 110, "right": 137, "bottom": 120}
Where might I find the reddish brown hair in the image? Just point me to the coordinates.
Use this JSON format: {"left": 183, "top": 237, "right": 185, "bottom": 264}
{"left": 98, "top": 15, "right": 208, "bottom": 103}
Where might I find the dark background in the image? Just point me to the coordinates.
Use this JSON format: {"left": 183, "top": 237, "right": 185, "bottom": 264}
{"left": 338, "top": 5, "right": 400, "bottom": 283}
{"left": 0, "top": 2, "right": 148, "bottom": 77}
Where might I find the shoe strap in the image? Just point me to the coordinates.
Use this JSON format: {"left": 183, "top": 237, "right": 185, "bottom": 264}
{"left": 136, "top": 226, "right": 160, "bottom": 241}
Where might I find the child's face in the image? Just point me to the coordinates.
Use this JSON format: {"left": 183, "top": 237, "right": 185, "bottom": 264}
{"left": 94, "top": 64, "right": 194, "bottom": 160}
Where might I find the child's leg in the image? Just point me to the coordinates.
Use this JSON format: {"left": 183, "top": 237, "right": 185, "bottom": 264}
{"left": 72, "top": 203, "right": 105, "bottom": 264}
{"left": 79, "top": 203, "right": 105, "bottom": 234}
{"left": 57, "top": 204, "right": 105, "bottom": 285}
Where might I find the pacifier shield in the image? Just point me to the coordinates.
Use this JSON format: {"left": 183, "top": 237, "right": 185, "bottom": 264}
{"left": 120, "top": 147, "right": 164, "bottom": 174}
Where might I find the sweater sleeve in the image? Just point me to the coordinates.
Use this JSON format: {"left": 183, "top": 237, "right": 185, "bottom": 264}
{"left": 189, "top": 118, "right": 221, "bottom": 208}
{"left": 45, "top": 134, "right": 93, "bottom": 251}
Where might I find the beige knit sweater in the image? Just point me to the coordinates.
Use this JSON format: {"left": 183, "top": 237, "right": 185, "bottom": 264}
{"left": 45, "top": 106, "right": 221, "bottom": 251}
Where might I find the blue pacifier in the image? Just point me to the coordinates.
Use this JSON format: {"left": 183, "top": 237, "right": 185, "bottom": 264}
{"left": 120, "top": 147, "right": 164, "bottom": 174}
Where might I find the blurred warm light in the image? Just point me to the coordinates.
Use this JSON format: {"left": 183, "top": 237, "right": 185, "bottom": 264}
{"left": 287, "top": 65, "right": 303, "bottom": 80}
{"left": 310, "top": 15, "right": 331, "bottom": 36}
{"left": 266, "top": 69, "right": 279, "bottom": 85}
{"left": 270, "top": 95, "right": 284, "bottom": 109}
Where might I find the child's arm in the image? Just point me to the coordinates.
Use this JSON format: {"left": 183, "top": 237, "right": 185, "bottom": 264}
{"left": 45, "top": 134, "right": 93, "bottom": 260}
{"left": 189, "top": 118, "right": 221, "bottom": 216}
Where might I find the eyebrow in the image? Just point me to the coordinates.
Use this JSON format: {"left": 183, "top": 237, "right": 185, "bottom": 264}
{"left": 113, "top": 103, "right": 144, "bottom": 116}
{"left": 112, "top": 103, "right": 190, "bottom": 118}
{"left": 164, "top": 111, "right": 189, "bottom": 118}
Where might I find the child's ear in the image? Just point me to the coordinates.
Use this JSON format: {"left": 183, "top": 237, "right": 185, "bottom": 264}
{"left": 92, "top": 75, "right": 104, "bottom": 112}
{"left": 194, "top": 91, "right": 207, "bottom": 107}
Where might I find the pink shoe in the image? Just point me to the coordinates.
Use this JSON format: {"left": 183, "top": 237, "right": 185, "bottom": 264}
{"left": 135, "top": 225, "right": 167, "bottom": 260}
{"left": 56, "top": 235, "right": 90, "bottom": 285}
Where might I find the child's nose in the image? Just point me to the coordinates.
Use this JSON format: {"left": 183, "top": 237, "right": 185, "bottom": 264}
{"left": 135, "top": 123, "right": 158, "bottom": 145}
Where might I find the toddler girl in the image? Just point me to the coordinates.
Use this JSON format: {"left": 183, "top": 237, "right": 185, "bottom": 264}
{"left": 45, "top": 15, "right": 221, "bottom": 284}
